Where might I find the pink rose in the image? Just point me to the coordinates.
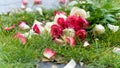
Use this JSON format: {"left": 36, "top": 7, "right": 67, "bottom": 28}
{"left": 34, "top": 0, "right": 42, "bottom": 4}
{"left": 75, "top": 29, "right": 87, "bottom": 39}
{"left": 22, "top": 0, "right": 28, "bottom": 5}
{"left": 78, "top": 16, "right": 89, "bottom": 28}
{"left": 51, "top": 25, "right": 63, "bottom": 38}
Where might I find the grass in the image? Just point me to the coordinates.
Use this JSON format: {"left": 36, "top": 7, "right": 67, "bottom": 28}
{"left": 0, "top": 1, "right": 120, "bottom": 68}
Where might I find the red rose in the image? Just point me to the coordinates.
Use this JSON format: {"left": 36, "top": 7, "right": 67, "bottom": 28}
{"left": 75, "top": 29, "right": 87, "bottom": 39}
{"left": 51, "top": 25, "right": 63, "bottom": 38}
{"left": 57, "top": 18, "right": 68, "bottom": 29}
{"left": 67, "top": 15, "right": 83, "bottom": 31}
{"left": 78, "top": 16, "right": 89, "bottom": 28}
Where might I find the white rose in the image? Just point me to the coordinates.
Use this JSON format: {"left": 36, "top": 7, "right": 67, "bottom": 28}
{"left": 93, "top": 24, "right": 105, "bottom": 35}
{"left": 70, "top": 7, "right": 90, "bottom": 18}
{"left": 44, "top": 22, "right": 55, "bottom": 33}
{"left": 63, "top": 28, "right": 75, "bottom": 37}
{"left": 107, "top": 24, "right": 119, "bottom": 32}
{"left": 54, "top": 14, "right": 67, "bottom": 23}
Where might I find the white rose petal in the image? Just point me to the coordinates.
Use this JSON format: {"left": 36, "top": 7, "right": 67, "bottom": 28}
{"left": 107, "top": 24, "right": 119, "bottom": 32}
{"left": 93, "top": 24, "right": 105, "bottom": 35}
{"left": 25, "top": 8, "right": 33, "bottom": 13}
{"left": 36, "top": 7, "right": 43, "bottom": 15}
{"left": 70, "top": 7, "right": 90, "bottom": 18}
{"left": 83, "top": 41, "right": 89, "bottom": 47}
{"left": 113, "top": 47, "right": 120, "bottom": 54}
{"left": 64, "top": 59, "right": 76, "bottom": 68}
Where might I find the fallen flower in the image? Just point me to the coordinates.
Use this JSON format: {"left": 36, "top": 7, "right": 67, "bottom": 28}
{"left": 14, "top": 32, "right": 27, "bottom": 44}
{"left": 64, "top": 59, "right": 76, "bottom": 68}
{"left": 83, "top": 41, "right": 89, "bottom": 47}
{"left": 18, "top": 21, "right": 30, "bottom": 30}
{"left": 113, "top": 47, "right": 120, "bottom": 54}
{"left": 32, "top": 20, "right": 44, "bottom": 34}
{"left": 107, "top": 24, "right": 119, "bottom": 32}
{"left": 3, "top": 25, "right": 15, "bottom": 31}
{"left": 65, "top": 37, "right": 75, "bottom": 47}
{"left": 93, "top": 24, "right": 105, "bottom": 35}
{"left": 43, "top": 48, "right": 55, "bottom": 59}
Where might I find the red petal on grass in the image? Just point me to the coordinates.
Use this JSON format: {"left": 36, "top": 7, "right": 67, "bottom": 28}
{"left": 14, "top": 32, "right": 27, "bottom": 44}
{"left": 33, "top": 24, "right": 40, "bottom": 34}
{"left": 65, "top": 37, "right": 75, "bottom": 47}
{"left": 3, "top": 25, "right": 15, "bottom": 31}
{"left": 18, "top": 21, "right": 30, "bottom": 30}
{"left": 43, "top": 48, "right": 55, "bottom": 59}
{"left": 34, "top": 0, "right": 42, "bottom": 4}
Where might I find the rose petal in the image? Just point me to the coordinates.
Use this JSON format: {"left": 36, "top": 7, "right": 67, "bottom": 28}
{"left": 21, "top": 3, "right": 26, "bottom": 9}
{"left": 54, "top": 38, "right": 65, "bottom": 44}
{"left": 83, "top": 41, "right": 89, "bottom": 47}
{"left": 43, "top": 48, "right": 55, "bottom": 59}
{"left": 65, "top": 37, "right": 75, "bottom": 47}
{"left": 14, "top": 32, "right": 27, "bottom": 44}
{"left": 113, "top": 47, "right": 120, "bottom": 54}
{"left": 107, "top": 24, "right": 119, "bottom": 32}
{"left": 64, "top": 59, "right": 76, "bottom": 68}
{"left": 3, "top": 25, "right": 15, "bottom": 31}
{"left": 36, "top": 7, "right": 43, "bottom": 15}
{"left": 18, "top": 21, "right": 30, "bottom": 30}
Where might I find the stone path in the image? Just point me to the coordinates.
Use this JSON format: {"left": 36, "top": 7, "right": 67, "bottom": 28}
{"left": 0, "top": 0, "right": 60, "bottom": 14}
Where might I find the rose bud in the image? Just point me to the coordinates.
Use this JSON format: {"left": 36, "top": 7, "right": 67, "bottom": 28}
{"left": 34, "top": 0, "right": 42, "bottom": 4}
{"left": 107, "top": 23, "right": 119, "bottom": 32}
{"left": 14, "top": 32, "right": 27, "bottom": 44}
{"left": 18, "top": 21, "right": 30, "bottom": 30}
{"left": 65, "top": 37, "right": 75, "bottom": 47}
{"left": 43, "top": 48, "right": 55, "bottom": 59}
{"left": 64, "top": 59, "right": 76, "bottom": 68}
{"left": 3, "top": 25, "right": 15, "bottom": 31}
{"left": 93, "top": 24, "right": 105, "bottom": 36}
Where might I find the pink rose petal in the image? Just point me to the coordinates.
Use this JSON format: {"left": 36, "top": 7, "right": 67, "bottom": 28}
{"left": 54, "top": 38, "right": 65, "bottom": 44}
{"left": 18, "top": 21, "right": 30, "bottom": 30}
{"left": 14, "top": 32, "right": 27, "bottom": 44}
{"left": 3, "top": 25, "right": 15, "bottom": 31}
{"left": 43, "top": 48, "right": 55, "bottom": 59}
{"left": 59, "top": 0, "right": 66, "bottom": 4}
{"left": 65, "top": 37, "right": 75, "bottom": 47}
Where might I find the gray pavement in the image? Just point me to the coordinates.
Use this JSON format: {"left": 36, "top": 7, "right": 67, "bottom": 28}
{"left": 0, "top": 0, "right": 60, "bottom": 14}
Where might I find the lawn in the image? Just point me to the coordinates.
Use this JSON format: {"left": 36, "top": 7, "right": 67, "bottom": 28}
{"left": 0, "top": 0, "right": 120, "bottom": 68}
